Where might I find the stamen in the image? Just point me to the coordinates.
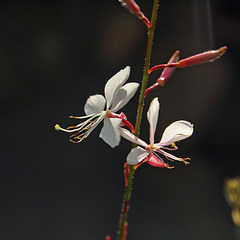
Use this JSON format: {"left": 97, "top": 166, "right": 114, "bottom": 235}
{"left": 181, "top": 158, "right": 191, "bottom": 165}
{"left": 166, "top": 157, "right": 174, "bottom": 162}
{"left": 69, "top": 132, "right": 80, "bottom": 138}
{"left": 67, "top": 125, "right": 77, "bottom": 130}
{"left": 69, "top": 139, "right": 81, "bottom": 143}
{"left": 55, "top": 112, "right": 105, "bottom": 143}
{"left": 69, "top": 113, "right": 95, "bottom": 119}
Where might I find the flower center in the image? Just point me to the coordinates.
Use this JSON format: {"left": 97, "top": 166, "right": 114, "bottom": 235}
{"left": 149, "top": 144, "right": 157, "bottom": 150}
{"left": 105, "top": 110, "right": 111, "bottom": 117}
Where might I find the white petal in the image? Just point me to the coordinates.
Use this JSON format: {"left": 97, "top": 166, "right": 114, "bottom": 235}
{"left": 110, "top": 82, "right": 139, "bottom": 112}
{"left": 159, "top": 120, "right": 193, "bottom": 146}
{"left": 99, "top": 118, "right": 122, "bottom": 148}
{"left": 84, "top": 94, "right": 106, "bottom": 115}
{"left": 147, "top": 97, "right": 160, "bottom": 145}
{"left": 104, "top": 66, "right": 130, "bottom": 109}
{"left": 120, "top": 128, "right": 148, "bottom": 147}
{"left": 127, "top": 146, "right": 150, "bottom": 165}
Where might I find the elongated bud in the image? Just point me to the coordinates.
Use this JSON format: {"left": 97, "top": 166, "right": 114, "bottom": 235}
{"left": 119, "top": 0, "right": 139, "bottom": 14}
{"left": 177, "top": 46, "right": 227, "bottom": 68}
{"left": 119, "top": 0, "right": 151, "bottom": 28}
{"left": 144, "top": 51, "right": 179, "bottom": 97}
{"left": 148, "top": 46, "right": 227, "bottom": 74}
{"left": 157, "top": 50, "right": 179, "bottom": 86}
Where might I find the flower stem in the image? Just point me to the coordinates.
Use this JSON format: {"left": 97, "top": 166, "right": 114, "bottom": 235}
{"left": 116, "top": 1, "right": 159, "bottom": 239}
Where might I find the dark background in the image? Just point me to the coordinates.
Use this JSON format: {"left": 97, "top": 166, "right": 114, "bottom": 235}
{"left": 0, "top": 0, "right": 239, "bottom": 239}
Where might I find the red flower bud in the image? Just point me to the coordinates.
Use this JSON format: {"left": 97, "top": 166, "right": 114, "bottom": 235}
{"left": 119, "top": 0, "right": 151, "bottom": 28}
{"left": 148, "top": 46, "right": 227, "bottom": 74}
{"left": 157, "top": 50, "right": 179, "bottom": 86}
{"left": 177, "top": 46, "right": 227, "bottom": 68}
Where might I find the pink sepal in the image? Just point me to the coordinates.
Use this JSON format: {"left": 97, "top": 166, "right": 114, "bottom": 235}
{"left": 108, "top": 112, "right": 135, "bottom": 134}
{"left": 147, "top": 153, "right": 169, "bottom": 168}
{"left": 157, "top": 50, "right": 179, "bottom": 86}
{"left": 105, "top": 235, "right": 111, "bottom": 240}
{"left": 145, "top": 51, "right": 179, "bottom": 97}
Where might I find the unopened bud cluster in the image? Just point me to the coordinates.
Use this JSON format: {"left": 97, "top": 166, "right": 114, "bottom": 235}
{"left": 145, "top": 46, "right": 227, "bottom": 97}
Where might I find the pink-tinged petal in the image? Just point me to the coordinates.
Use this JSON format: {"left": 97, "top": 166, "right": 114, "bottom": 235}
{"left": 110, "top": 82, "right": 139, "bottom": 112}
{"left": 147, "top": 153, "right": 169, "bottom": 168}
{"left": 99, "top": 118, "right": 122, "bottom": 148}
{"left": 120, "top": 128, "right": 148, "bottom": 147}
{"left": 147, "top": 98, "right": 160, "bottom": 145}
{"left": 158, "top": 120, "right": 193, "bottom": 146}
{"left": 126, "top": 146, "right": 150, "bottom": 165}
{"left": 84, "top": 94, "right": 106, "bottom": 115}
{"left": 104, "top": 66, "right": 130, "bottom": 109}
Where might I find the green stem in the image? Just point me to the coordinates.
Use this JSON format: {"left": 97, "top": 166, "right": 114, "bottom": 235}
{"left": 116, "top": 1, "right": 159, "bottom": 240}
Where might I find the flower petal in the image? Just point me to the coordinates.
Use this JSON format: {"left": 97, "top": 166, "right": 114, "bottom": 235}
{"left": 147, "top": 153, "right": 169, "bottom": 168}
{"left": 99, "top": 118, "right": 122, "bottom": 148}
{"left": 110, "top": 82, "right": 139, "bottom": 112}
{"left": 84, "top": 94, "right": 106, "bottom": 115}
{"left": 156, "top": 148, "right": 183, "bottom": 162}
{"left": 120, "top": 128, "right": 148, "bottom": 147}
{"left": 158, "top": 120, "right": 193, "bottom": 146}
{"left": 127, "top": 146, "right": 150, "bottom": 165}
{"left": 147, "top": 97, "right": 160, "bottom": 145}
{"left": 104, "top": 66, "right": 130, "bottom": 109}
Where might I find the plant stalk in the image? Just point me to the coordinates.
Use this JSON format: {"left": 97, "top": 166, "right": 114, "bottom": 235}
{"left": 116, "top": 1, "right": 159, "bottom": 239}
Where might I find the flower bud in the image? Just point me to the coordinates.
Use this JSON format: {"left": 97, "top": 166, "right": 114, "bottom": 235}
{"left": 119, "top": 0, "right": 151, "bottom": 28}
{"left": 177, "top": 46, "right": 227, "bottom": 68}
{"left": 148, "top": 46, "right": 227, "bottom": 74}
{"left": 144, "top": 51, "right": 179, "bottom": 97}
{"left": 119, "top": 0, "right": 140, "bottom": 15}
{"left": 157, "top": 50, "right": 179, "bottom": 86}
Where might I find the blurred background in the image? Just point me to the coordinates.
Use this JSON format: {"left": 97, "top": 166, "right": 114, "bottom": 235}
{"left": 0, "top": 0, "right": 239, "bottom": 239}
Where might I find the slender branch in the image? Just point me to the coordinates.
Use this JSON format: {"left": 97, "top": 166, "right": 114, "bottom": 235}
{"left": 116, "top": 1, "right": 159, "bottom": 239}
{"left": 134, "top": 0, "right": 159, "bottom": 138}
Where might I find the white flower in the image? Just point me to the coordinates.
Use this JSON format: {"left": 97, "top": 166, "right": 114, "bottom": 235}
{"left": 55, "top": 66, "right": 139, "bottom": 148}
{"left": 120, "top": 97, "right": 193, "bottom": 168}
